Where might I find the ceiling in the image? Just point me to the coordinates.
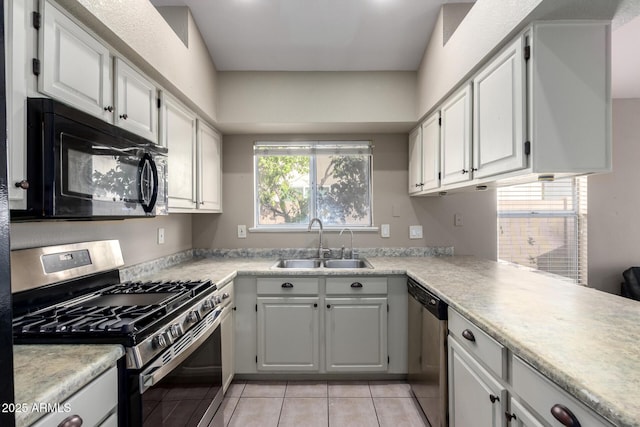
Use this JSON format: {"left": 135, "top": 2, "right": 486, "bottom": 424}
{"left": 149, "top": 0, "right": 470, "bottom": 71}
{"left": 150, "top": 0, "right": 640, "bottom": 97}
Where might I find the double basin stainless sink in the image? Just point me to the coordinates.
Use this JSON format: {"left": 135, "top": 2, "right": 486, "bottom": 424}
{"left": 273, "top": 258, "right": 373, "bottom": 269}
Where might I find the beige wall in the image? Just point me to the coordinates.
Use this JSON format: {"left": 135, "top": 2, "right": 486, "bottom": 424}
{"left": 589, "top": 99, "right": 640, "bottom": 295}
{"left": 10, "top": 214, "right": 192, "bottom": 267}
{"left": 192, "top": 133, "right": 497, "bottom": 259}
{"left": 216, "top": 71, "right": 417, "bottom": 134}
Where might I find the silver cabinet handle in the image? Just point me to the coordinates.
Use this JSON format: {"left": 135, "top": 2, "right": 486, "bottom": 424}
{"left": 551, "top": 404, "right": 581, "bottom": 427}
{"left": 57, "top": 415, "right": 83, "bottom": 427}
{"left": 462, "top": 329, "right": 476, "bottom": 342}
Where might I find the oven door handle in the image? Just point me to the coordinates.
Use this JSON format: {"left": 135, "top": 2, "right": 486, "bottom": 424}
{"left": 139, "top": 307, "right": 223, "bottom": 393}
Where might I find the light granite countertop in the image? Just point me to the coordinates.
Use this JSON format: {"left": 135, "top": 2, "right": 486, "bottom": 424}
{"left": 137, "top": 254, "right": 640, "bottom": 427}
{"left": 13, "top": 344, "right": 124, "bottom": 427}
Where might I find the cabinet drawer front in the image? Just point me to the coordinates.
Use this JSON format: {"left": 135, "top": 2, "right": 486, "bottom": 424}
{"left": 32, "top": 366, "right": 118, "bottom": 427}
{"left": 257, "top": 278, "right": 319, "bottom": 295}
{"left": 448, "top": 308, "right": 506, "bottom": 379}
{"left": 512, "top": 356, "right": 615, "bottom": 427}
{"left": 326, "top": 277, "right": 387, "bottom": 295}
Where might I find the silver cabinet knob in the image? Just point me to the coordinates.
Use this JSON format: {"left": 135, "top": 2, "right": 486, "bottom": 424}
{"left": 57, "top": 414, "right": 83, "bottom": 427}
{"left": 14, "top": 180, "right": 29, "bottom": 190}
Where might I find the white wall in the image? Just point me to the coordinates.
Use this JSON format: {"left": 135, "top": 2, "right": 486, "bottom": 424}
{"left": 589, "top": 99, "right": 640, "bottom": 295}
{"left": 192, "top": 133, "right": 496, "bottom": 259}
{"left": 217, "top": 71, "right": 417, "bottom": 134}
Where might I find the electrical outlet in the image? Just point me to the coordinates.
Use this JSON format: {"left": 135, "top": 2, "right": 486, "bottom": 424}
{"left": 454, "top": 213, "right": 463, "bottom": 227}
{"left": 237, "top": 225, "right": 247, "bottom": 239}
{"left": 381, "top": 224, "right": 390, "bottom": 238}
{"left": 157, "top": 228, "right": 165, "bottom": 245}
{"left": 409, "top": 225, "right": 423, "bottom": 239}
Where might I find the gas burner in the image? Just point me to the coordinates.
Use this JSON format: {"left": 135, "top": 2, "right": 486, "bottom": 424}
{"left": 105, "top": 280, "right": 210, "bottom": 296}
{"left": 14, "top": 305, "right": 166, "bottom": 334}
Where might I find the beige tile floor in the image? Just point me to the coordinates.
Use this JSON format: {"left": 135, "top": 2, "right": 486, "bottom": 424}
{"left": 221, "top": 380, "right": 429, "bottom": 427}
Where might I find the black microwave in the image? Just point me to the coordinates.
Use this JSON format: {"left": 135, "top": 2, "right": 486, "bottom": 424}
{"left": 11, "top": 98, "right": 168, "bottom": 221}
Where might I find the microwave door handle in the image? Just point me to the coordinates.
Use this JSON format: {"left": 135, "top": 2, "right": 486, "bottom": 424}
{"left": 139, "top": 153, "right": 158, "bottom": 213}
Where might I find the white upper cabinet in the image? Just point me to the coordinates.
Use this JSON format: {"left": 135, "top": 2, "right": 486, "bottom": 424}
{"left": 162, "top": 92, "right": 197, "bottom": 211}
{"left": 197, "top": 121, "right": 222, "bottom": 212}
{"left": 408, "top": 112, "right": 440, "bottom": 195}
{"left": 441, "top": 84, "right": 473, "bottom": 185}
{"left": 421, "top": 112, "right": 441, "bottom": 191}
{"left": 115, "top": 58, "right": 158, "bottom": 142}
{"left": 40, "top": 0, "right": 112, "bottom": 121}
{"left": 408, "top": 126, "right": 423, "bottom": 194}
{"left": 39, "top": 1, "right": 159, "bottom": 143}
{"left": 473, "top": 36, "right": 526, "bottom": 180}
{"left": 410, "top": 21, "right": 610, "bottom": 196}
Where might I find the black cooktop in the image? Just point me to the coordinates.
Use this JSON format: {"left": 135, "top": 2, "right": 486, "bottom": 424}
{"left": 12, "top": 278, "right": 216, "bottom": 345}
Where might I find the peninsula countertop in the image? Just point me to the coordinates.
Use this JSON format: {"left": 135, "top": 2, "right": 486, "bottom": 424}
{"left": 139, "top": 254, "right": 640, "bottom": 427}
{"left": 13, "top": 344, "right": 124, "bottom": 426}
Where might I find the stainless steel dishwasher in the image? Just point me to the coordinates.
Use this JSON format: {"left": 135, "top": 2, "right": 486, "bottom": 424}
{"left": 407, "top": 278, "right": 448, "bottom": 427}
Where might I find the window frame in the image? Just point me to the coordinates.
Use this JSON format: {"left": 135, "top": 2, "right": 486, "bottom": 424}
{"left": 252, "top": 141, "right": 375, "bottom": 231}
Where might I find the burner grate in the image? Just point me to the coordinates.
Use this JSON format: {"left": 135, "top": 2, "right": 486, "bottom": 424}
{"left": 14, "top": 305, "right": 166, "bottom": 334}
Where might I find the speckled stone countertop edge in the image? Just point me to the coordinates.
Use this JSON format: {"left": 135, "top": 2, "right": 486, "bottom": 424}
{"left": 13, "top": 344, "right": 124, "bottom": 427}
{"left": 127, "top": 253, "right": 639, "bottom": 427}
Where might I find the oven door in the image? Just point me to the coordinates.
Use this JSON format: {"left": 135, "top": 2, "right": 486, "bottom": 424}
{"left": 131, "top": 309, "right": 224, "bottom": 427}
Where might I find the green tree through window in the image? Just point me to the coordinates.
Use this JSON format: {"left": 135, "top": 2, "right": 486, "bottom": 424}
{"left": 255, "top": 142, "right": 372, "bottom": 228}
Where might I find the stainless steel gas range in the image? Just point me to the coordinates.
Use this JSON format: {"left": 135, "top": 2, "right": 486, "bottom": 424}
{"left": 11, "top": 240, "right": 229, "bottom": 427}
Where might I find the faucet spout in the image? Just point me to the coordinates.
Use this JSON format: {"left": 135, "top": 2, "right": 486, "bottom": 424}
{"left": 308, "top": 218, "right": 326, "bottom": 259}
{"left": 339, "top": 228, "right": 354, "bottom": 259}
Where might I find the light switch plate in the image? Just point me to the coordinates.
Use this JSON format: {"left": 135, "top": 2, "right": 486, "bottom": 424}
{"left": 454, "top": 213, "right": 463, "bottom": 227}
{"left": 381, "top": 224, "right": 390, "bottom": 238}
{"left": 157, "top": 228, "right": 165, "bottom": 245}
{"left": 237, "top": 225, "right": 247, "bottom": 239}
{"left": 409, "top": 225, "right": 423, "bottom": 239}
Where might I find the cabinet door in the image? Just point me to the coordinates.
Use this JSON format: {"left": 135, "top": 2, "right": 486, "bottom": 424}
{"left": 508, "top": 398, "right": 545, "bottom": 427}
{"left": 448, "top": 338, "right": 506, "bottom": 427}
{"left": 6, "top": 0, "right": 29, "bottom": 208}
{"left": 197, "top": 120, "right": 222, "bottom": 212}
{"left": 257, "top": 297, "right": 320, "bottom": 371}
{"left": 408, "top": 126, "right": 423, "bottom": 194}
{"left": 441, "top": 84, "right": 472, "bottom": 185}
{"left": 473, "top": 36, "right": 526, "bottom": 179}
{"left": 221, "top": 305, "right": 235, "bottom": 393}
{"left": 115, "top": 58, "right": 158, "bottom": 142}
{"left": 40, "top": 0, "right": 112, "bottom": 121}
{"left": 325, "top": 297, "right": 387, "bottom": 372}
{"left": 162, "top": 93, "right": 197, "bottom": 210}
{"left": 421, "top": 112, "right": 441, "bottom": 191}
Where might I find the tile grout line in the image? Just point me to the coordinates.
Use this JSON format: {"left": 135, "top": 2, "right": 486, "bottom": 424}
{"left": 368, "top": 381, "right": 382, "bottom": 427}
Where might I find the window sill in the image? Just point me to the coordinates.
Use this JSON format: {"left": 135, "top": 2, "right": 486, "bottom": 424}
{"left": 249, "top": 226, "right": 380, "bottom": 233}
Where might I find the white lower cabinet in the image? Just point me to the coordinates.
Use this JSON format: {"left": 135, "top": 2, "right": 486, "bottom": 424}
{"left": 257, "top": 296, "right": 320, "bottom": 371}
{"left": 449, "top": 308, "right": 616, "bottom": 427}
{"left": 511, "top": 355, "right": 615, "bottom": 427}
{"left": 448, "top": 338, "right": 506, "bottom": 427}
{"left": 508, "top": 398, "right": 545, "bottom": 427}
{"left": 236, "top": 276, "right": 397, "bottom": 375}
{"left": 325, "top": 297, "right": 387, "bottom": 372}
{"left": 31, "top": 366, "right": 118, "bottom": 427}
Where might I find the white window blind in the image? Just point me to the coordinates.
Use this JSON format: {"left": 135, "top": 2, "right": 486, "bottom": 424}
{"left": 497, "top": 176, "right": 588, "bottom": 285}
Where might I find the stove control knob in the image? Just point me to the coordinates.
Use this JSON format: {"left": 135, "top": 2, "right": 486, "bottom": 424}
{"left": 202, "top": 298, "right": 214, "bottom": 310}
{"left": 222, "top": 292, "right": 230, "bottom": 300}
{"left": 170, "top": 324, "right": 183, "bottom": 339}
{"left": 187, "top": 311, "right": 200, "bottom": 323}
{"left": 214, "top": 295, "right": 222, "bottom": 304}
{"left": 152, "top": 334, "right": 167, "bottom": 349}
